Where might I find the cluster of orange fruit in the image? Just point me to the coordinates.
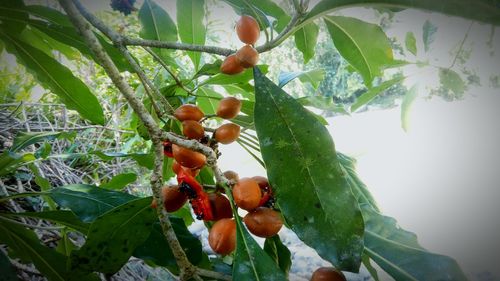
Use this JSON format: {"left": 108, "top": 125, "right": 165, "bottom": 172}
{"left": 220, "top": 15, "right": 260, "bottom": 75}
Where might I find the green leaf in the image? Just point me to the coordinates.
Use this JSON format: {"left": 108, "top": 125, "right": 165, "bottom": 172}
{"left": 401, "top": 85, "right": 418, "bottom": 132}
{"left": 193, "top": 59, "right": 222, "bottom": 79}
{"left": 10, "top": 131, "right": 62, "bottom": 152}
{"left": 362, "top": 254, "right": 380, "bottom": 281}
{"left": 250, "top": 0, "right": 291, "bottom": 32}
{"left": 423, "top": 20, "right": 437, "bottom": 52}
{"left": 306, "top": 0, "right": 500, "bottom": 26}
{"left": 56, "top": 230, "right": 77, "bottom": 257}
{"left": 233, "top": 217, "right": 287, "bottom": 280}
{"left": 0, "top": 250, "right": 19, "bottom": 281}
{"left": 100, "top": 173, "right": 137, "bottom": 190}
{"left": 139, "top": 0, "right": 177, "bottom": 62}
{"left": 0, "top": 151, "right": 35, "bottom": 176}
{"left": 439, "top": 68, "right": 466, "bottom": 97}
{"left": 350, "top": 77, "right": 404, "bottom": 112}
{"left": 0, "top": 0, "right": 27, "bottom": 34}
{"left": 49, "top": 184, "right": 136, "bottom": 223}
{"left": 2, "top": 211, "right": 89, "bottom": 234}
{"left": 201, "top": 65, "right": 268, "bottom": 86}
{"left": 177, "top": 0, "right": 206, "bottom": 70}
{"left": 133, "top": 217, "right": 203, "bottom": 269}
{"left": 297, "top": 96, "right": 347, "bottom": 115}
{"left": 278, "top": 69, "right": 325, "bottom": 89}
{"left": 263, "top": 235, "right": 292, "bottom": 276}
{"left": 405, "top": 32, "right": 417, "bottom": 56}
{"left": 339, "top": 154, "right": 467, "bottom": 281}
{"left": 70, "top": 197, "right": 156, "bottom": 274}
{"left": 0, "top": 33, "right": 105, "bottom": 125}
{"left": 324, "top": 16, "right": 393, "bottom": 87}
{"left": 253, "top": 68, "right": 364, "bottom": 272}
{"left": 196, "top": 86, "right": 222, "bottom": 115}
{"left": 93, "top": 151, "right": 155, "bottom": 170}
{"left": 363, "top": 205, "right": 468, "bottom": 281}
{"left": 294, "top": 23, "right": 319, "bottom": 64}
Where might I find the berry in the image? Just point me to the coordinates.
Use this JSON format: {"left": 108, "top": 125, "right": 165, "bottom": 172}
{"left": 220, "top": 55, "right": 245, "bottom": 75}
{"left": 174, "top": 104, "right": 204, "bottom": 122}
{"left": 208, "top": 218, "right": 236, "bottom": 255}
{"left": 236, "top": 15, "right": 260, "bottom": 45}
{"left": 151, "top": 185, "right": 188, "bottom": 212}
{"left": 216, "top": 97, "right": 242, "bottom": 119}
{"left": 214, "top": 123, "right": 240, "bottom": 144}
{"left": 243, "top": 207, "right": 283, "bottom": 237}
{"left": 310, "top": 267, "right": 346, "bottom": 281}
{"left": 172, "top": 144, "right": 206, "bottom": 169}
{"left": 208, "top": 193, "right": 233, "bottom": 220}
{"left": 232, "top": 178, "right": 261, "bottom": 211}
{"left": 182, "top": 120, "right": 205, "bottom": 139}
{"left": 236, "top": 45, "right": 259, "bottom": 68}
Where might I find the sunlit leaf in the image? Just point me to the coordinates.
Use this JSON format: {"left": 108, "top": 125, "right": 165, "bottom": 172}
{"left": 177, "top": 0, "right": 206, "bottom": 70}
{"left": 294, "top": 23, "right": 319, "bottom": 64}
{"left": 405, "top": 32, "right": 417, "bottom": 56}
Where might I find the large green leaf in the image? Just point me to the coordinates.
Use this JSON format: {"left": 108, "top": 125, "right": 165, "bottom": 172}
{"left": 176, "top": 0, "right": 206, "bottom": 70}
{"left": 294, "top": 23, "right": 319, "bottom": 64}
{"left": 0, "top": 217, "right": 96, "bottom": 281}
{"left": 278, "top": 69, "right": 325, "bottom": 89}
{"left": 253, "top": 68, "right": 364, "bottom": 271}
{"left": 324, "top": 16, "right": 393, "bottom": 87}
{"left": 139, "top": 0, "right": 177, "bottom": 62}
{"left": 70, "top": 197, "right": 156, "bottom": 274}
{"left": 339, "top": 154, "right": 468, "bottom": 281}
{"left": 0, "top": 33, "right": 105, "bottom": 125}
{"left": 196, "top": 86, "right": 222, "bottom": 115}
{"left": 133, "top": 218, "right": 204, "bottom": 269}
{"left": 263, "top": 235, "right": 292, "bottom": 276}
{"left": 0, "top": 0, "right": 27, "bottom": 34}
{"left": 0, "top": 250, "right": 18, "bottom": 281}
{"left": 306, "top": 0, "right": 500, "bottom": 25}
{"left": 100, "top": 173, "right": 138, "bottom": 190}
{"left": 10, "top": 131, "right": 64, "bottom": 152}
{"left": 233, "top": 217, "right": 287, "bottom": 280}
{"left": 49, "top": 184, "right": 136, "bottom": 223}
{"left": 2, "top": 211, "right": 89, "bottom": 234}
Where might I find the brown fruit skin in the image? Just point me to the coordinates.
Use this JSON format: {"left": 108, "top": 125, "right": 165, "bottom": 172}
{"left": 223, "top": 170, "right": 239, "bottom": 182}
{"left": 232, "top": 178, "right": 261, "bottom": 211}
{"left": 208, "top": 218, "right": 236, "bottom": 255}
{"left": 182, "top": 120, "right": 205, "bottom": 139}
{"left": 174, "top": 104, "right": 204, "bottom": 122}
{"left": 243, "top": 207, "right": 283, "bottom": 238}
{"left": 236, "top": 15, "right": 260, "bottom": 45}
{"left": 251, "top": 176, "right": 269, "bottom": 189}
{"left": 151, "top": 186, "right": 188, "bottom": 212}
{"left": 172, "top": 144, "right": 206, "bottom": 169}
{"left": 172, "top": 160, "right": 199, "bottom": 177}
{"left": 235, "top": 45, "right": 259, "bottom": 68}
{"left": 216, "top": 97, "right": 242, "bottom": 119}
{"left": 310, "top": 267, "right": 346, "bottom": 281}
{"left": 208, "top": 193, "right": 233, "bottom": 220}
{"left": 220, "top": 55, "right": 245, "bottom": 75}
{"left": 214, "top": 123, "right": 241, "bottom": 144}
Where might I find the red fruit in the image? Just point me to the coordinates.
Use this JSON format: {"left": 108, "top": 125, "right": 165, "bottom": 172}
{"left": 174, "top": 104, "right": 204, "bottom": 122}
{"left": 151, "top": 186, "right": 188, "bottom": 212}
{"left": 232, "top": 177, "right": 261, "bottom": 211}
{"left": 310, "top": 267, "right": 346, "bottom": 281}
{"left": 216, "top": 97, "right": 242, "bottom": 119}
{"left": 208, "top": 193, "right": 233, "bottom": 220}
{"left": 243, "top": 207, "right": 283, "bottom": 238}
{"left": 235, "top": 45, "right": 259, "bottom": 68}
{"left": 236, "top": 15, "right": 260, "bottom": 45}
{"left": 214, "top": 123, "right": 240, "bottom": 144}
{"left": 208, "top": 218, "right": 236, "bottom": 255}
{"left": 172, "top": 160, "right": 199, "bottom": 177}
{"left": 182, "top": 120, "right": 205, "bottom": 139}
{"left": 172, "top": 144, "right": 206, "bottom": 169}
{"left": 220, "top": 55, "right": 245, "bottom": 75}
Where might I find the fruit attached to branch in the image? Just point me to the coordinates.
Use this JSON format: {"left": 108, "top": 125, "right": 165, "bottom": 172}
{"left": 216, "top": 97, "right": 242, "bottom": 119}
{"left": 214, "top": 123, "right": 241, "bottom": 144}
{"left": 208, "top": 218, "right": 236, "bottom": 255}
{"left": 236, "top": 15, "right": 260, "bottom": 45}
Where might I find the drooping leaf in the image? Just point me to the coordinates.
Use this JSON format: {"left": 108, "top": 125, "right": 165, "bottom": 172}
{"left": 263, "top": 235, "right": 292, "bottom": 276}
{"left": 0, "top": 33, "right": 105, "bottom": 125}
{"left": 253, "top": 68, "right": 364, "bottom": 271}
{"left": 306, "top": 0, "right": 500, "bottom": 25}
{"left": 10, "top": 131, "right": 63, "bottom": 152}
{"left": 339, "top": 154, "right": 467, "bottom": 281}
{"left": 405, "top": 32, "right": 417, "bottom": 56}
{"left": 139, "top": 0, "right": 177, "bottom": 63}
{"left": 350, "top": 76, "right": 404, "bottom": 112}
{"left": 278, "top": 69, "right": 325, "bottom": 89}
{"left": 0, "top": 250, "right": 19, "bottom": 281}
{"left": 233, "top": 217, "right": 287, "bottom": 280}
{"left": 177, "top": 0, "right": 206, "bottom": 70}
{"left": 401, "top": 85, "right": 418, "bottom": 132}
{"left": 423, "top": 20, "right": 437, "bottom": 52}
{"left": 2, "top": 211, "right": 89, "bottom": 234}
{"left": 100, "top": 173, "right": 138, "bottom": 190}
{"left": 133, "top": 218, "right": 204, "bottom": 269}
{"left": 49, "top": 184, "right": 136, "bottom": 223}
{"left": 70, "top": 197, "right": 156, "bottom": 274}
{"left": 294, "top": 23, "right": 319, "bottom": 64}
{"left": 324, "top": 16, "right": 393, "bottom": 87}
